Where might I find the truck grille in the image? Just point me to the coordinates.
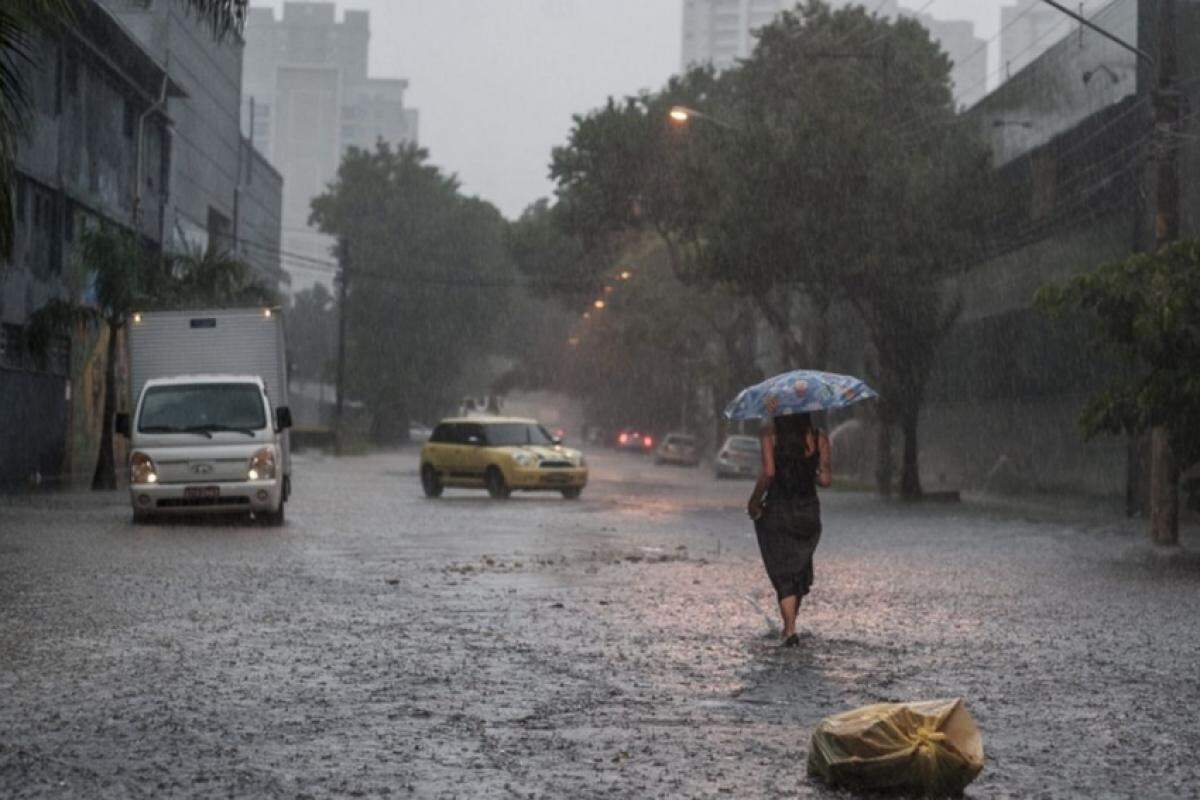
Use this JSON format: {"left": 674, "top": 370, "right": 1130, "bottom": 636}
{"left": 157, "top": 497, "right": 251, "bottom": 509}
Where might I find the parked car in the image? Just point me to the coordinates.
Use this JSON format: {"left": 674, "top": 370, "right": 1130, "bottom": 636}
{"left": 715, "top": 434, "right": 761, "bottom": 479}
{"left": 420, "top": 417, "right": 588, "bottom": 499}
{"left": 655, "top": 432, "right": 700, "bottom": 466}
{"left": 615, "top": 429, "right": 655, "bottom": 453}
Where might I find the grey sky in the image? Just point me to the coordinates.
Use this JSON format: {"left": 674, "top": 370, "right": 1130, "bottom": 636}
{"left": 252, "top": 2, "right": 1037, "bottom": 219}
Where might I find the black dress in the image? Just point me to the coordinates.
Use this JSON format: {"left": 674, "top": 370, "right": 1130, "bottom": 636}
{"left": 754, "top": 429, "right": 822, "bottom": 602}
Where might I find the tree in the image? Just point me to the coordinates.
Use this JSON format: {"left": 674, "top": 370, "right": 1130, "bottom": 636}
{"left": 1037, "top": 240, "right": 1200, "bottom": 546}
{"left": 309, "top": 142, "right": 513, "bottom": 441}
{"left": 549, "top": 67, "right": 724, "bottom": 286}
{"left": 28, "top": 226, "right": 273, "bottom": 490}
{"left": 546, "top": 1, "right": 994, "bottom": 498}
{"left": 1, "top": 0, "right": 249, "bottom": 259}
{"left": 286, "top": 283, "right": 336, "bottom": 384}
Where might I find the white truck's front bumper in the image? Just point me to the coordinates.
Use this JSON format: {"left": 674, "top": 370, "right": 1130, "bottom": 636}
{"left": 130, "top": 479, "right": 282, "bottom": 515}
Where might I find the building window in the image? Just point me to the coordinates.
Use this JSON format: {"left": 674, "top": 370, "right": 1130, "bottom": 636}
{"left": 1, "top": 324, "right": 25, "bottom": 370}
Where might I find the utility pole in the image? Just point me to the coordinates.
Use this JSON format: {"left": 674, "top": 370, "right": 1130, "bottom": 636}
{"left": 1036, "top": 0, "right": 1180, "bottom": 546}
{"left": 334, "top": 238, "right": 349, "bottom": 456}
{"left": 1149, "top": 0, "right": 1180, "bottom": 546}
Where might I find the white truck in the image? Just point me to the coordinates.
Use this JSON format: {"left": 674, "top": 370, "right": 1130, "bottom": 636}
{"left": 116, "top": 308, "right": 293, "bottom": 525}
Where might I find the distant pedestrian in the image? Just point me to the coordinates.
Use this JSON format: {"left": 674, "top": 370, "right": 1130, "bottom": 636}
{"left": 746, "top": 412, "right": 831, "bottom": 647}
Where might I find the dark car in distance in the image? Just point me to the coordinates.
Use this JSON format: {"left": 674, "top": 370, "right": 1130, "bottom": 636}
{"left": 615, "top": 429, "right": 655, "bottom": 453}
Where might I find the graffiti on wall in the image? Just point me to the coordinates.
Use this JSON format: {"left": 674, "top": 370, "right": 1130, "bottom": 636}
{"left": 67, "top": 319, "right": 129, "bottom": 489}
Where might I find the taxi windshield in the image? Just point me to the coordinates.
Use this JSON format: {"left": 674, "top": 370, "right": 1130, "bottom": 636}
{"left": 485, "top": 423, "right": 555, "bottom": 447}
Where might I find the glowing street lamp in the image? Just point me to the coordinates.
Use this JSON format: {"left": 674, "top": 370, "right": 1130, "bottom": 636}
{"left": 668, "top": 106, "right": 692, "bottom": 123}
{"left": 619, "top": 269, "right": 633, "bottom": 280}
{"left": 593, "top": 299, "right": 606, "bottom": 310}
{"left": 667, "top": 105, "right": 735, "bottom": 131}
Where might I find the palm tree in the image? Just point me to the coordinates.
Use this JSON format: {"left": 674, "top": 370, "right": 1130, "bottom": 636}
{"left": 29, "top": 226, "right": 274, "bottom": 490}
{"left": 1, "top": 0, "right": 249, "bottom": 258}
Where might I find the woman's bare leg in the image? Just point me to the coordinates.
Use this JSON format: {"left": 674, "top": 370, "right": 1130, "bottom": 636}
{"left": 779, "top": 595, "right": 799, "bottom": 638}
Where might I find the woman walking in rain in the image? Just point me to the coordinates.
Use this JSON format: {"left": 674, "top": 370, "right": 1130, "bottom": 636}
{"left": 747, "top": 410, "right": 831, "bottom": 647}
{"left": 726, "top": 370, "right": 874, "bottom": 646}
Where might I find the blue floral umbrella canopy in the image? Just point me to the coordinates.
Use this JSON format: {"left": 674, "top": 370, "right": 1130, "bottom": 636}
{"left": 723, "top": 369, "right": 878, "bottom": 420}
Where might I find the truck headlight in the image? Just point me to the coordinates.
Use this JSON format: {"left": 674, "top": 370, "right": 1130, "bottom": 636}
{"left": 512, "top": 452, "right": 536, "bottom": 468}
{"left": 248, "top": 447, "right": 276, "bottom": 481}
{"left": 130, "top": 452, "right": 157, "bottom": 485}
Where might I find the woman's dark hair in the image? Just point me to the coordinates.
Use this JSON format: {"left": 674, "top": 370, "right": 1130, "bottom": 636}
{"left": 774, "top": 412, "right": 814, "bottom": 455}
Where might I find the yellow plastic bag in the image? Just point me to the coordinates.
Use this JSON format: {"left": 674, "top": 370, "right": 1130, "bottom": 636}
{"left": 808, "top": 698, "right": 984, "bottom": 797}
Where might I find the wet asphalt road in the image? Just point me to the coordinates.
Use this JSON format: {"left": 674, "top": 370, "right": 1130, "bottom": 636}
{"left": 2, "top": 449, "right": 1199, "bottom": 799}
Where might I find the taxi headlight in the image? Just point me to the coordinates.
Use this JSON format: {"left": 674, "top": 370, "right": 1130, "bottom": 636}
{"left": 513, "top": 452, "right": 537, "bottom": 468}
{"left": 130, "top": 451, "right": 157, "bottom": 485}
{"left": 248, "top": 447, "right": 276, "bottom": 481}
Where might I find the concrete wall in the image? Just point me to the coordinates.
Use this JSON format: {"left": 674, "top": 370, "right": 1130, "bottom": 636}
{"left": 0, "top": 369, "right": 68, "bottom": 488}
{"left": 974, "top": 0, "right": 1139, "bottom": 167}
{"left": 236, "top": 141, "right": 285, "bottom": 287}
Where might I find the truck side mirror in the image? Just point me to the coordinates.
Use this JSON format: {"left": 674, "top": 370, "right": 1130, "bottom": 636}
{"left": 115, "top": 413, "right": 130, "bottom": 437}
{"left": 275, "top": 406, "right": 293, "bottom": 431}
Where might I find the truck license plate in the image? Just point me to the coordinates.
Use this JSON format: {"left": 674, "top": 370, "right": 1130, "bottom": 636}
{"left": 184, "top": 486, "right": 220, "bottom": 499}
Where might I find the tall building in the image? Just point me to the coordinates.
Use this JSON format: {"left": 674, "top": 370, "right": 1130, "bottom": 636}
{"left": 241, "top": 3, "right": 419, "bottom": 290}
{"left": 681, "top": 0, "right": 787, "bottom": 71}
{"left": 682, "top": 0, "right": 905, "bottom": 72}
{"left": 681, "top": 1, "right": 983, "bottom": 106}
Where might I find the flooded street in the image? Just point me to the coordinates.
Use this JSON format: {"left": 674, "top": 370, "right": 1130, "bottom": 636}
{"left": 1, "top": 451, "right": 1197, "bottom": 798}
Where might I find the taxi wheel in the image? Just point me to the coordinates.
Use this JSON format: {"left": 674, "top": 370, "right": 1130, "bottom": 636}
{"left": 485, "top": 467, "right": 511, "bottom": 499}
{"left": 561, "top": 487, "right": 582, "bottom": 500}
{"left": 421, "top": 464, "right": 444, "bottom": 498}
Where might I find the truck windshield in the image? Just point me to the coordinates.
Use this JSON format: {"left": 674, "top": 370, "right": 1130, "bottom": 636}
{"left": 138, "top": 384, "right": 267, "bottom": 434}
{"left": 484, "top": 423, "right": 555, "bottom": 447}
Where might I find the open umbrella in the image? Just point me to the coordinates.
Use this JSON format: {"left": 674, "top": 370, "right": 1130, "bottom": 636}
{"left": 723, "top": 369, "right": 877, "bottom": 420}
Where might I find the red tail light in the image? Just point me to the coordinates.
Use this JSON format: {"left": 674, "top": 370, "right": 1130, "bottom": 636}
{"left": 643, "top": 436, "right": 653, "bottom": 448}
{"left": 619, "top": 433, "right": 629, "bottom": 444}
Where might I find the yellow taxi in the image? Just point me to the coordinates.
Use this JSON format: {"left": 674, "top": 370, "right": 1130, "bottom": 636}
{"left": 419, "top": 417, "right": 588, "bottom": 499}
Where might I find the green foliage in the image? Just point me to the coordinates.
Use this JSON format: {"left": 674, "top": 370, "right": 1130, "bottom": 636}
{"left": 309, "top": 141, "right": 514, "bottom": 437}
{"left": 543, "top": 0, "right": 994, "bottom": 494}
{"left": 1036, "top": 240, "right": 1200, "bottom": 474}
{"left": 286, "top": 283, "right": 336, "bottom": 384}
{"left": 548, "top": 66, "right": 723, "bottom": 280}
{"left": 506, "top": 198, "right": 607, "bottom": 299}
